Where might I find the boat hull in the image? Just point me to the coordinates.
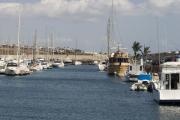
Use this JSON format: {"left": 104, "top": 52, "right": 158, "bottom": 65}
{"left": 153, "top": 89, "right": 180, "bottom": 105}
{"left": 108, "top": 63, "right": 129, "bottom": 77}
{"left": 98, "top": 64, "right": 106, "bottom": 71}
{"left": 127, "top": 74, "right": 138, "bottom": 82}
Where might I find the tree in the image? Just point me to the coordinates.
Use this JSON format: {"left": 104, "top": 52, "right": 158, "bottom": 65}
{"left": 140, "top": 46, "right": 151, "bottom": 62}
{"left": 132, "top": 41, "right": 142, "bottom": 60}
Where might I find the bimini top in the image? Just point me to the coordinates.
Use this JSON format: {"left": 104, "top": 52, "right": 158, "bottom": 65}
{"left": 137, "top": 73, "right": 152, "bottom": 81}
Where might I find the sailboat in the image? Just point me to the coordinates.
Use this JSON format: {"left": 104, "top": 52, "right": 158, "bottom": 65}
{"left": 5, "top": 11, "right": 31, "bottom": 75}
{"left": 106, "top": 0, "right": 129, "bottom": 77}
{"left": 29, "top": 30, "right": 43, "bottom": 71}
{"left": 49, "top": 33, "right": 64, "bottom": 68}
{"left": 0, "top": 58, "right": 7, "bottom": 74}
{"left": 73, "top": 39, "right": 82, "bottom": 65}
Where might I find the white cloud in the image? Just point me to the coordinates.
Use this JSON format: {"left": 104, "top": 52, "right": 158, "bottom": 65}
{"left": 0, "top": 0, "right": 135, "bottom": 17}
{"left": 0, "top": 0, "right": 180, "bottom": 18}
{"left": 149, "top": 0, "right": 176, "bottom": 8}
{"left": 145, "top": 0, "right": 180, "bottom": 15}
{"left": 0, "top": 3, "right": 20, "bottom": 15}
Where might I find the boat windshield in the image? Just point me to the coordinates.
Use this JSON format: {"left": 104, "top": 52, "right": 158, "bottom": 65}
{"left": 7, "top": 63, "right": 18, "bottom": 67}
{"left": 164, "top": 73, "right": 180, "bottom": 90}
{"left": 109, "top": 58, "right": 129, "bottom": 63}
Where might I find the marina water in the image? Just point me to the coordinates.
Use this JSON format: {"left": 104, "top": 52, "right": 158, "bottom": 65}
{"left": 0, "top": 65, "right": 179, "bottom": 120}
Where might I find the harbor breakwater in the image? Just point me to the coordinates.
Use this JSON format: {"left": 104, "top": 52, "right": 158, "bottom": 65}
{"left": 0, "top": 54, "right": 107, "bottom": 62}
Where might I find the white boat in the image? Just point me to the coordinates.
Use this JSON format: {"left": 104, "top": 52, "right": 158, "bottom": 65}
{"left": 131, "top": 81, "right": 149, "bottom": 91}
{"left": 5, "top": 62, "right": 19, "bottom": 75}
{"left": 127, "top": 63, "right": 143, "bottom": 82}
{"left": 41, "top": 62, "right": 48, "bottom": 69}
{"left": 58, "top": 61, "right": 64, "bottom": 68}
{"left": 5, "top": 11, "right": 31, "bottom": 76}
{"left": 64, "top": 57, "right": 72, "bottom": 65}
{"left": 74, "top": 61, "right": 82, "bottom": 65}
{"left": 152, "top": 61, "right": 180, "bottom": 104}
{"left": 98, "top": 61, "right": 107, "bottom": 71}
{"left": 130, "top": 72, "right": 152, "bottom": 91}
{"left": 52, "top": 60, "right": 64, "bottom": 68}
{"left": 130, "top": 71, "right": 160, "bottom": 90}
{"left": 5, "top": 62, "right": 31, "bottom": 76}
{"left": 93, "top": 60, "right": 98, "bottom": 65}
{"left": 30, "top": 62, "right": 43, "bottom": 71}
{"left": 0, "top": 59, "right": 7, "bottom": 74}
{"left": 47, "top": 62, "right": 53, "bottom": 69}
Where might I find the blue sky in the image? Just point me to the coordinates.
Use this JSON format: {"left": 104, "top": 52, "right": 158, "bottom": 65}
{"left": 0, "top": 0, "right": 180, "bottom": 54}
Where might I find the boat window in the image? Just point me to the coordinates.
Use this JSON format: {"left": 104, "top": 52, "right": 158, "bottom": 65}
{"left": 7, "top": 63, "right": 17, "bottom": 67}
{"left": 140, "top": 66, "right": 143, "bottom": 71}
{"left": 171, "top": 73, "right": 179, "bottom": 90}
{"left": 124, "top": 58, "right": 128, "bottom": 63}
{"left": 109, "top": 58, "right": 129, "bottom": 63}
{"left": 165, "top": 74, "right": 169, "bottom": 89}
{"left": 129, "top": 66, "right": 132, "bottom": 71}
{"left": 109, "top": 58, "right": 113, "bottom": 63}
{"left": 118, "top": 58, "right": 121, "bottom": 62}
{"left": 0, "top": 66, "right": 5, "bottom": 69}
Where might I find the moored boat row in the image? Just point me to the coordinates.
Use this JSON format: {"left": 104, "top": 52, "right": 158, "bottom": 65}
{"left": 0, "top": 57, "right": 84, "bottom": 76}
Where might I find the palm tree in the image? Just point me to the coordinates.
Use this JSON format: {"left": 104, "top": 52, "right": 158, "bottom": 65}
{"left": 140, "top": 46, "right": 151, "bottom": 62}
{"left": 132, "top": 41, "right": 142, "bottom": 61}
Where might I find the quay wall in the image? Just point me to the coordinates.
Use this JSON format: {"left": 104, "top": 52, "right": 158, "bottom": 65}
{"left": 0, "top": 54, "right": 107, "bottom": 61}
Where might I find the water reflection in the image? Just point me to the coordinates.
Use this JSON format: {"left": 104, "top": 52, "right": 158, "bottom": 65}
{"left": 159, "top": 106, "right": 180, "bottom": 120}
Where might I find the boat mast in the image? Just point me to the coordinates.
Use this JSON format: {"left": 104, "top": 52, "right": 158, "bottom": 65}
{"left": 32, "top": 30, "right": 37, "bottom": 63}
{"left": 17, "top": 11, "right": 21, "bottom": 65}
{"left": 75, "top": 39, "right": 77, "bottom": 61}
{"left": 46, "top": 34, "right": 49, "bottom": 62}
{"left": 156, "top": 17, "right": 161, "bottom": 66}
{"left": 50, "top": 33, "right": 54, "bottom": 60}
{"left": 107, "top": 0, "right": 114, "bottom": 58}
{"left": 107, "top": 18, "right": 111, "bottom": 58}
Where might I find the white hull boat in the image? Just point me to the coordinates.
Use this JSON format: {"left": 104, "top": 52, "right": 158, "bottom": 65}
{"left": 152, "top": 61, "right": 180, "bottom": 104}
{"left": 5, "top": 62, "right": 31, "bottom": 76}
{"left": 74, "top": 61, "right": 82, "bottom": 65}
{"left": 30, "top": 63, "right": 43, "bottom": 71}
{"left": 98, "top": 61, "right": 107, "bottom": 71}
{"left": 130, "top": 72, "right": 159, "bottom": 91}
{"left": 0, "top": 60, "right": 7, "bottom": 74}
{"left": 127, "top": 64, "right": 143, "bottom": 82}
{"left": 64, "top": 58, "right": 72, "bottom": 65}
{"left": 52, "top": 61, "right": 64, "bottom": 68}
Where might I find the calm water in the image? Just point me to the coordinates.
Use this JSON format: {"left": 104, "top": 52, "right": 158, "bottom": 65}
{"left": 0, "top": 65, "right": 180, "bottom": 120}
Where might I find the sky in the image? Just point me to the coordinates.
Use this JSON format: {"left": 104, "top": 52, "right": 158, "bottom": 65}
{"left": 0, "top": 0, "right": 180, "bottom": 54}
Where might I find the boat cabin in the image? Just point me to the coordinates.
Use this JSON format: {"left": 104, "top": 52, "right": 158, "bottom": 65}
{"left": 109, "top": 57, "right": 129, "bottom": 63}
{"left": 7, "top": 62, "right": 18, "bottom": 67}
{"left": 160, "top": 62, "right": 180, "bottom": 90}
{"left": 128, "top": 64, "right": 143, "bottom": 74}
{"left": 109, "top": 51, "right": 129, "bottom": 64}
